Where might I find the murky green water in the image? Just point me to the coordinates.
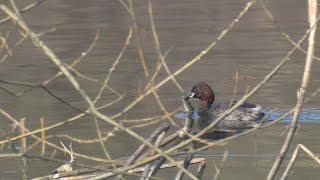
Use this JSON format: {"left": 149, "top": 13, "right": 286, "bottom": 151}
{"left": 1, "top": 0, "right": 320, "bottom": 179}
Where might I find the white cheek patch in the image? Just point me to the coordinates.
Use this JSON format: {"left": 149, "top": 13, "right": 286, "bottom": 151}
{"left": 251, "top": 105, "right": 262, "bottom": 111}
{"left": 188, "top": 92, "right": 195, "bottom": 98}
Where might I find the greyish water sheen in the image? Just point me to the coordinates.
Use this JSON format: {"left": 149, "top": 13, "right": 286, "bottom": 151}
{"left": 1, "top": 0, "right": 320, "bottom": 179}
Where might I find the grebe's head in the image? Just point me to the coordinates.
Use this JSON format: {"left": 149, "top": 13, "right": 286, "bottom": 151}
{"left": 186, "top": 82, "right": 215, "bottom": 107}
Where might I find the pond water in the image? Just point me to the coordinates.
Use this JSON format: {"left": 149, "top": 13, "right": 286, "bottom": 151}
{"left": 1, "top": 0, "right": 320, "bottom": 179}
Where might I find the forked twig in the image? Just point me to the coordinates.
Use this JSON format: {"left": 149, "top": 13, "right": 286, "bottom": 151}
{"left": 53, "top": 142, "right": 74, "bottom": 174}
{"left": 281, "top": 144, "right": 320, "bottom": 180}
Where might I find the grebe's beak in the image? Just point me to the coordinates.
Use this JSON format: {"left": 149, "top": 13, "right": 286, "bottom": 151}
{"left": 186, "top": 92, "right": 195, "bottom": 98}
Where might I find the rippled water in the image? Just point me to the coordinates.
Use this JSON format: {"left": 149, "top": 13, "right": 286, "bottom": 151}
{"left": 1, "top": 0, "right": 320, "bottom": 179}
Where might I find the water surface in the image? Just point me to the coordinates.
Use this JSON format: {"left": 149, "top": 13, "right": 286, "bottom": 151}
{"left": 1, "top": 0, "right": 320, "bottom": 179}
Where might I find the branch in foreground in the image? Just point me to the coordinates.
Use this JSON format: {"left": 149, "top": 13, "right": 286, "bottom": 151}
{"left": 267, "top": 0, "right": 318, "bottom": 179}
{"left": 1, "top": 5, "right": 198, "bottom": 180}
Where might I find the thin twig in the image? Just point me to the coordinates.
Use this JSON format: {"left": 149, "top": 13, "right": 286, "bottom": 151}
{"left": 122, "top": 0, "right": 177, "bottom": 126}
{"left": 93, "top": 27, "right": 132, "bottom": 104}
{"left": 267, "top": 1, "right": 318, "bottom": 179}
{"left": 0, "top": 93, "right": 125, "bottom": 145}
{"left": 282, "top": 32, "right": 320, "bottom": 61}
{"left": 0, "top": 108, "right": 113, "bottom": 163}
{"left": 43, "top": 29, "right": 101, "bottom": 86}
{"left": 0, "top": 0, "right": 47, "bottom": 24}
{"left": 148, "top": 0, "right": 184, "bottom": 93}
{"left": 19, "top": 118, "right": 28, "bottom": 180}
{"left": 94, "top": 117, "right": 116, "bottom": 169}
{"left": 195, "top": 161, "right": 206, "bottom": 180}
{"left": 281, "top": 144, "right": 320, "bottom": 180}
{"left": 40, "top": 118, "right": 45, "bottom": 156}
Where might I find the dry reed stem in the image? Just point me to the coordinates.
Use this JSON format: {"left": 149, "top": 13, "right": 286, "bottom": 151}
{"left": 0, "top": 108, "right": 114, "bottom": 162}
{"left": 162, "top": 1, "right": 319, "bottom": 157}
{"left": 1, "top": 6, "right": 198, "bottom": 180}
{"left": 19, "top": 118, "right": 28, "bottom": 180}
{"left": 19, "top": 119, "right": 27, "bottom": 156}
{"left": 0, "top": 153, "right": 21, "bottom": 158}
{"left": 127, "top": 9, "right": 319, "bottom": 169}
{"left": 40, "top": 118, "right": 45, "bottom": 156}
{"left": 281, "top": 144, "right": 320, "bottom": 180}
{"left": 267, "top": 0, "right": 318, "bottom": 179}
{"left": 121, "top": 84, "right": 320, "bottom": 179}
{"left": 189, "top": 83, "right": 320, "bottom": 154}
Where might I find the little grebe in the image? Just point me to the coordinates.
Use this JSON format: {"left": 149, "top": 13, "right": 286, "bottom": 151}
{"left": 183, "top": 82, "right": 265, "bottom": 131}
